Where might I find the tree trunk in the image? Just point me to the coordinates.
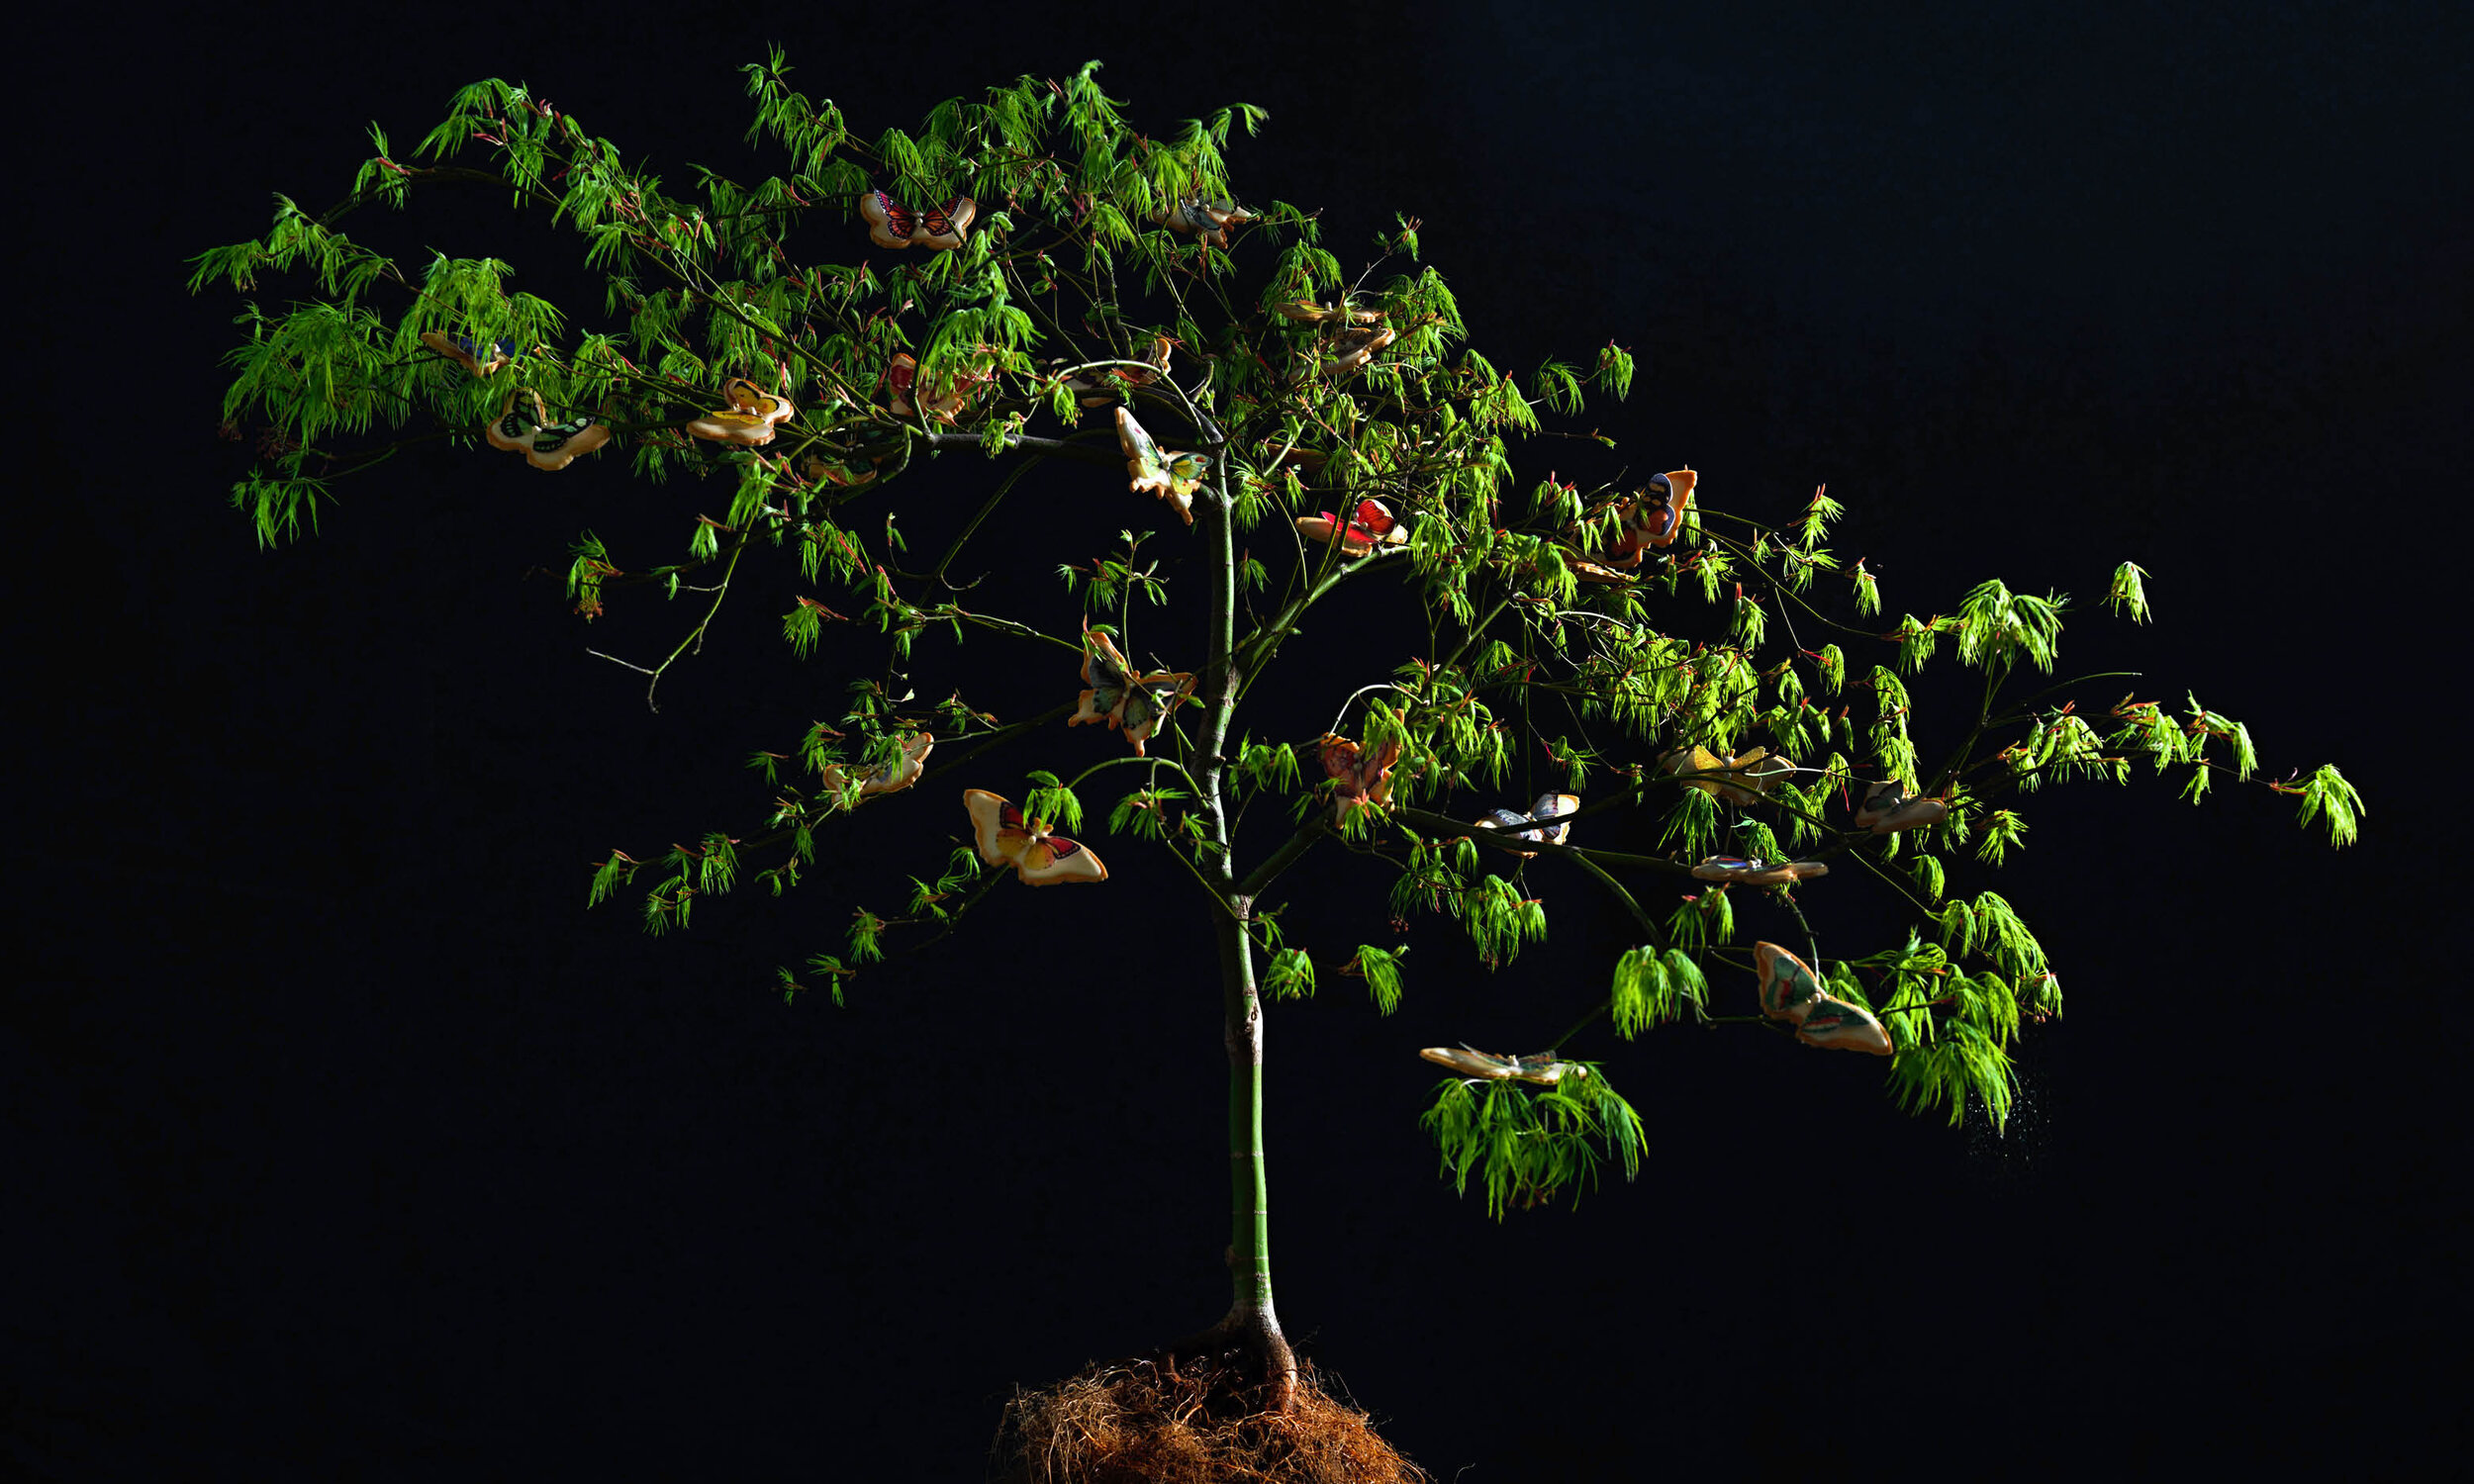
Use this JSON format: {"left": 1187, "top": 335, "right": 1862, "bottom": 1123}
{"left": 1169, "top": 451, "right": 1300, "bottom": 1412}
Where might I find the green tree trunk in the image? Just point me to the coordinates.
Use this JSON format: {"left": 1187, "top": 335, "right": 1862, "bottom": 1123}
{"left": 1185, "top": 450, "right": 1299, "bottom": 1408}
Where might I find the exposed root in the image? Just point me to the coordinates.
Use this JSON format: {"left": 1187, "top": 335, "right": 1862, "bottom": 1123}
{"left": 990, "top": 1353, "right": 1429, "bottom": 1483}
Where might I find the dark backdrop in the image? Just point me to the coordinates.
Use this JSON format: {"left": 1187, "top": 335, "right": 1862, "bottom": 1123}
{"left": 12, "top": 2, "right": 2467, "bottom": 1475}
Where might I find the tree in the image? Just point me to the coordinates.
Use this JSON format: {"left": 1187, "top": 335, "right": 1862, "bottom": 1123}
{"left": 191, "top": 52, "right": 2361, "bottom": 1467}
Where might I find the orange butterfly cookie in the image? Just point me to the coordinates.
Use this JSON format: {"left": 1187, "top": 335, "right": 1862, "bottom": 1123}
{"left": 687, "top": 379, "right": 797, "bottom": 446}
{"left": 964, "top": 789, "right": 1108, "bottom": 885}
{"left": 859, "top": 190, "right": 977, "bottom": 250}
{"left": 885, "top": 352, "right": 984, "bottom": 423}
{"left": 1317, "top": 733, "right": 1400, "bottom": 817}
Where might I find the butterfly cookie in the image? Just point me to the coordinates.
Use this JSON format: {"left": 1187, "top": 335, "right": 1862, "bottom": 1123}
{"left": 1603, "top": 470, "right": 1698, "bottom": 567}
{"left": 1476, "top": 792, "right": 1579, "bottom": 855}
{"left": 1114, "top": 408, "right": 1209, "bottom": 524}
{"left": 687, "top": 378, "right": 798, "bottom": 446}
{"left": 822, "top": 732, "right": 933, "bottom": 803}
{"left": 1317, "top": 325, "right": 1396, "bottom": 380}
{"left": 1660, "top": 745, "right": 1793, "bottom": 806}
{"left": 1296, "top": 498, "right": 1408, "bottom": 553}
{"left": 1054, "top": 335, "right": 1175, "bottom": 407}
{"left": 1151, "top": 197, "right": 1254, "bottom": 249}
{"left": 1070, "top": 629, "right": 1194, "bottom": 756}
{"left": 1753, "top": 941, "right": 1892, "bottom": 1056}
{"left": 886, "top": 352, "right": 983, "bottom": 423}
{"left": 859, "top": 190, "right": 977, "bottom": 250}
{"left": 1689, "top": 856, "right": 1829, "bottom": 886}
{"left": 1418, "top": 1045, "right": 1589, "bottom": 1086}
{"left": 1854, "top": 779, "right": 1950, "bottom": 834}
{"left": 420, "top": 330, "right": 516, "bottom": 379}
{"left": 482, "top": 388, "right": 610, "bottom": 470}
{"left": 964, "top": 788, "right": 1108, "bottom": 885}
{"left": 1317, "top": 733, "right": 1401, "bottom": 817}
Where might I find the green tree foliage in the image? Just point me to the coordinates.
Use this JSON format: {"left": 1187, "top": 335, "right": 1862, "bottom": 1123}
{"left": 193, "top": 52, "right": 2358, "bottom": 1398}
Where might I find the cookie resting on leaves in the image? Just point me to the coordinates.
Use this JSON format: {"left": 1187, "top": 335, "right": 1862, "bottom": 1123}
{"left": 1113, "top": 408, "right": 1209, "bottom": 524}
{"left": 1316, "top": 325, "right": 1396, "bottom": 380}
{"left": 1296, "top": 498, "right": 1408, "bottom": 553}
{"left": 801, "top": 454, "right": 880, "bottom": 489}
{"left": 886, "top": 353, "right": 982, "bottom": 423}
{"left": 420, "top": 330, "right": 515, "bottom": 378}
{"left": 686, "top": 378, "right": 797, "bottom": 446}
{"left": 1069, "top": 629, "right": 1194, "bottom": 756}
{"left": 1792, "top": 994, "right": 1894, "bottom": 1056}
{"left": 1854, "top": 778, "right": 1950, "bottom": 834}
{"left": 1605, "top": 470, "right": 1698, "bottom": 566}
{"left": 1690, "top": 856, "right": 1829, "bottom": 886}
{"left": 485, "top": 389, "right": 544, "bottom": 452}
{"left": 482, "top": 389, "right": 608, "bottom": 470}
{"left": 1566, "top": 552, "right": 1637, "bottom": 585}
{"left": 1317, "top": 734, "right": 1400, "bottom": 817}
{"left": 964, "top": 789, "right": 1107, "bottom": 885}
{"left": 1660, "top": 745, "right": 1793, "bottom": 806}
{"left": 1475, "top": 792, "right": 1580, "bottom": 854}
{"left": 1150, "top": 197, "right": 1254, "bottom": 249}
{"left": 1419, "top": 1045, "right": 1588, "bottom": 1086}
{"left": 822, "top": 733, "right": 933, "bottom": 803}
{"left": 524, "top": 412, "right": 611, "bottom": 470}
{"left": 1753, "top": 940, "right": 1892, "bottom": 1056}
{"left": 858, "top": 190, "right": 977, "bottom": 250}
{"left": 1055, "top": 335, "right": 1175, "bottom": 406}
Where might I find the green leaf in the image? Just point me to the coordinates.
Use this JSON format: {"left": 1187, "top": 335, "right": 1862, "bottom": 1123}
{"left": 2288, "top": 763, "right": 2365, "bottom": 848}
{"left": 2107, "top": 561, "right": 2152, "bottom": 623}
{"left": 1353, "top": 945, "right": 1405, "bottom": 1014}
{"left": 1418, "top": 1063, "right": 1643, "bottom": 1219}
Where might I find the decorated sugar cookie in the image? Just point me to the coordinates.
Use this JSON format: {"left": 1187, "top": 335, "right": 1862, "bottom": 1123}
{"left": 1690, "top": 856, "right": 1829, "bottom": 886}
{"left": 1419, "top": 1045, "right": 1588, "bottom": 1086}
{"left": 964, "top": 788, "right": 1108, "bottom": 885}
{"left": 1296, "top": 498, "right": 1408, "bottom": 553}
{"left": 1317, "top": 732, "right": 1401, "bottom": 817}
{"left": 1151, "top": 197, "right": 1254, "bottom": 249}
{"left": 1854, "top": 778, "right": 1950, "bottom": 834}
{"left": 1114, "top": 408, "right": 1209, "bottom": 524}
{"left": 1069, "top": 629, "right": 1194, "bottom": 756}
{"left": 485, "top": 388, "right": 544, "bottom": 452}
{"left": 421, "top": 329, "right": 516, "bottom": 379}
{"left": 860, "top": 191, "right": 977, "bottom": 250}
{"left": 1606, "top": 470, "right": 1698, "bottom": 566}
{"left": 1475, "top": 792, "right": 1580, "bottom": 854}
{"left": 823, "top": 733, "right": 934, "bottom": 802}
{"left": 687, "top": 378, "right": 797, "bottom": 446}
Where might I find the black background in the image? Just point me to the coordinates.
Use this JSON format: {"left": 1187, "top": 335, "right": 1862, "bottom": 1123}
{"left": 12, "top": 2, "right": 2468, "bottom": 1475}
